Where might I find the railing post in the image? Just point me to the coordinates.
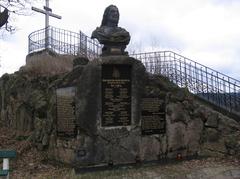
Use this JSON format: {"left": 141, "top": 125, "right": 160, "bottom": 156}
{"left": 216, "top": 72, "right": 220, "bottom": 107}
{"left": 28, "top": 35, "right": 30, "bottom": 54}
{"left": 159, "top": 52, "right": 162, "bottom": 75}
{"left": 195, "top": 62, "right": 198, "bottom": 94}
{"left": 210, "top": 72, "right": 214, "bottom": 103}
{"left": 228, "top": 77, "right": 231, "bottom": 111}
{"left": 184, "top": 58, "right": 187, "bottom": 87}
{"left": 234, "top": 82, "right": 238, "bottom": 112}
{"left": 50, "top": 27, "right": 53, "bottom": 51}
{"left": 174, "top": 55, "right": 178, "bottom": 85}
{"left": 179, "top": 60, "right": 183, "bottom": 87}
{"left": 200, "top": 67, "right": 204, "bottom": 97}
{"left": 163, "top": 52, "right": 166, "bottom": 76}
{"left": 155, "top": 52, "right": 158, "bottom": 74}
{"left": 188, "top": 62, "right": 192, "bottom": 91}
{"left": 85, "top": 35, "right": 87, "bottom": 57}
{"left": 223, "top": 77, "right": 227, "bottom": 109}
{"left": 205, "top": 67, "right": 209, "bottom": 100}
{"left": 79, "top": 31, "right": 82, "bottom": 56}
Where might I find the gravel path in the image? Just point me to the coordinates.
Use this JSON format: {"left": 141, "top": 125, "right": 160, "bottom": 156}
{"left": 69, "top": 158, "right": 240, "bottom": 179}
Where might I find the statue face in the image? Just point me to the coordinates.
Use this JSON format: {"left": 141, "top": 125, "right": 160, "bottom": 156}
{"left": 107, "top": 7, "right": 119, "bottom": 26}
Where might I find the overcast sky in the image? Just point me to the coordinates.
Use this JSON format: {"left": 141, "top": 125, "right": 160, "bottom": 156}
{"left": 0, "top": 0, "right": 240, "bottom": 80}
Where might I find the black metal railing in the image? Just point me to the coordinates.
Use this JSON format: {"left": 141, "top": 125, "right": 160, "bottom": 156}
{"left": 132, "top": 51, "right": 240, "bottom": 116}
{"left": 28, "top": 26, "right": 102, "bottom": 59}
{"left": 28, "top": 27, "right": 240, "bottom": 116}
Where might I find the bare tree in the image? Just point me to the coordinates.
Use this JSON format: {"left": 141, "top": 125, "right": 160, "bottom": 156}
{"left": 0, "top": 8, "right": 8, "bottom": 28}
{"left": 127, "top": 40, "right": 144, "bottom": 55}
{"left": 0, "top": 0, "right": 39, "bottom": 33}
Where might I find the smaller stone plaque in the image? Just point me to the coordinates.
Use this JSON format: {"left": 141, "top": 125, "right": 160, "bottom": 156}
{"left": 56, "top": 87, "right": 76, "bottom": 137}
{"left": 141, "top": 97, "right": 166, "bottom": 135}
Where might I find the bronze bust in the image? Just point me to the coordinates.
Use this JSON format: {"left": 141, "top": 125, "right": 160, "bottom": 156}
{"left": 91, "top": 5, "right": 130, "bottom": 56}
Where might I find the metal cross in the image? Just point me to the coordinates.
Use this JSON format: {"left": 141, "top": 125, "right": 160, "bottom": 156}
{"left": 32, "top": 0, "right": 62, "bottom": 48}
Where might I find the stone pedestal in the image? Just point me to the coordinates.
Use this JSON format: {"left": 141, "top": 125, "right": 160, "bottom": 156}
{"left": 75, "top": 56, "right": 146, "bottom": 134}
{"left": 49, "top": 55, "right": 230, "bottom": 167}
{"left": 72, "top": 56, "right": 146, "bottom": 165}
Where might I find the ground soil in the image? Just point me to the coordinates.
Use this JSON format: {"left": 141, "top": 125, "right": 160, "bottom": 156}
{"left": 0, "top": 126, "right": 239, "bottom": 179}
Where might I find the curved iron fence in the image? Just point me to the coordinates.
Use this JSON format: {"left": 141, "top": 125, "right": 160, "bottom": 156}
{"left": 28, "top": 26, "right": 102, "bottom": 59}
{"left": 28, "top": 27, "right": 240, "bottom": 116}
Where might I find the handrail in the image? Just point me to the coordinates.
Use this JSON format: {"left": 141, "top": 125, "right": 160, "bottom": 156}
{"left": 28, "top": 27, "right": 240, "bottom": 116}
{"left": 132, "top": 50, "right": 240, "bottom": 84}
{"left": 28, "top": 26, "right": 102, "bottom": 59}
{"left": 131, "top": 51, "right": 240, "bottom": 116}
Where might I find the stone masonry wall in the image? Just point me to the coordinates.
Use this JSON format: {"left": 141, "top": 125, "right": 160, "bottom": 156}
{"left": 0, "top": 55, "right": 239, "bottom": 167}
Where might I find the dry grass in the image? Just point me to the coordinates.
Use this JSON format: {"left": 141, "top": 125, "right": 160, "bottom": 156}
{"left": 1, "top": 125, "right": 240, "bottom": 178}
{"left": 23, "top": 50, "right": 75, "bottom": 76}
{"left": 36, "top": 158, "right": 240, "bottom": 179}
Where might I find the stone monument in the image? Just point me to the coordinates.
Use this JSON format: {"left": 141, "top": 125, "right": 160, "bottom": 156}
{"left": 46, "top": 5, "right": 240, "bottom": 168}
{"left": 0, "top": 2, "right": 239, "bottom": 174}
{"left": 91, "top": 5, "right": 130, "bottom": 56}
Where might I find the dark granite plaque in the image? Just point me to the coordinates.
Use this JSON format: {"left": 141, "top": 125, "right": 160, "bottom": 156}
{"left": 56, "top": 87, "right": 76, "bottom": 137}
{"left": 141, "top": 97, "right": 166, "bottom": 135}
{"left": 102, "top": 64, "right": 131, "bottom": 127}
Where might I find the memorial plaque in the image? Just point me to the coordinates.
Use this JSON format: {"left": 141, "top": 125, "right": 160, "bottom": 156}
{"left": 141, "top": 97, "right": 166, "bottom": 135}
{"left": 56, "top": 87, "right": 76, "bottom": 137}
{"left": 102, "top": 64, "right": 131, "bottom": 127}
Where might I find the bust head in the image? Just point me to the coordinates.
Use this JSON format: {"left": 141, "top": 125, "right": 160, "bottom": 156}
{"left": 101, "top": 5, "right": 119, "bottom": 27}
{"left": 92, "top": 5, "right": 130, "bottom": 55}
